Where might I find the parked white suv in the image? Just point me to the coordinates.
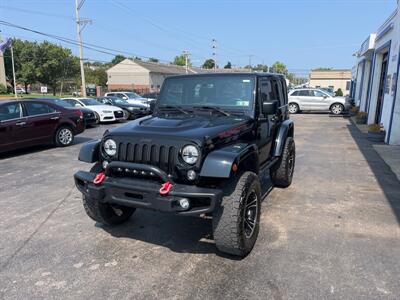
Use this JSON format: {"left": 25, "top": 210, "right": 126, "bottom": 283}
{"left": 288, "top": 88, "right": 348, "bottom": 115}
{"left": 105, "top": 91, "right": 150, "bottom": 108}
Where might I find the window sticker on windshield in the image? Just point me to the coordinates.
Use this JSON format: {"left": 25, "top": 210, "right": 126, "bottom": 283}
{"left": 236, "top": 100, "right": 249, "bottom": 106}
{"left": 242, "top": 80, "right": 251, "bottom": 82}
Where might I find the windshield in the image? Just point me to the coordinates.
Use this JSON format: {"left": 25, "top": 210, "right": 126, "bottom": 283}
{"left": 81, "top": 98, "right": 102, "bottom": 106}
{"left": 124, "top": 92, "right": 141, "bottom": 99}
{"left": 52, "top": 99, "right": 74, "bottom": 108}
{"left": 109, "top": 98, "right": 128, "bottom": 104}
{"left": 158, "top": 75, "right": 255, "bottom": 111}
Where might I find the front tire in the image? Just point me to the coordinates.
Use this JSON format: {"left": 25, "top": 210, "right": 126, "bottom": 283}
{"left": 288, "top": 103, "right": 299, "bottom": 114}
{"left": 82, "top": 164, "right": 136, "bottom": 225}
{"left": 271, "top": 137, "right": 295, "bottom": 188}
{"left": 213, "top": 172, "right": 261, "bottom": 257}
{"left": 55, "top": 126, "right": 74, "bottom": 147}
{"left": 330, "top": 103, "right": 344, "bottom": 115}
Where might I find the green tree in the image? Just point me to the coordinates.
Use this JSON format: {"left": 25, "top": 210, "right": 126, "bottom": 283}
{"left": 314, "top": 67, "right": 332, "bottom": 71}
{"left": 85, "top": 66, "right": 108, "bottom": 86}
{"left": 36, "top": 42, "right": 79, "bottom": 95}
{"left": 148, "top": 57, "right": 159, "bottom": 63}
{"left": 224, "top": 61, "right": 232, "bottom": 69}
{"left": 111, "top": 54, "right": 126, "bottom": 65}
{"left": 172, "top": 54, "right": 189, "bottom": 66}
{"left": 269, "top": 61, "right": 288, "bottom": 75}
{"left": 0, "top": 83, "right": 7, "bottom": 94}
{"left": 4, "top": 39, "right": 40, "bottom": 93}
{"left": 252, "top": 64, "right": 269, "bottom": 72}
{"left": 336, "top": 88, "right": 343, "bottom": 96}
{"left": 202, "top": 59, "right": 215, "bottom": 69}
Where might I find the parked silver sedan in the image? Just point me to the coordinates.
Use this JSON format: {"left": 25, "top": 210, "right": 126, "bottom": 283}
{"left": 288, "top": 88, "right": 348, "bottom": 114}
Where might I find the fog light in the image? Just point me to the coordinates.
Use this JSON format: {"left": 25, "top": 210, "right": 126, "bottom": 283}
{"left": 102, "top": 160, "right": 109, "bottom": 169}
{"left": 187, "top": 170, "right": 196, "bottom": 181}
{"left": 179, "top": 198, "right": 190, "bottom": 209}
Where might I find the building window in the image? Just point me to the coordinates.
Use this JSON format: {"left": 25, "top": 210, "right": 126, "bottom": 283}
{"left": 346, "top": 81, "right": 350, "bottom": 91}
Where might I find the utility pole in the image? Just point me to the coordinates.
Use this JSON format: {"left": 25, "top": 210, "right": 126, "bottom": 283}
{"left": 75, "top": 0, "right": 91, "bottom": 97}
{"left": 212, "top": 38, "right": 218, "bottom": 71}
{"left": 183, "top": 50, "right": 189, "bottom": 74}
{"left": 248, "top": 55, "right": 254, "bottom": 71}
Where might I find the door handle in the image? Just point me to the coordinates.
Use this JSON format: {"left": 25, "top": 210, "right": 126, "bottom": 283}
{"left": 50, "top": 116, "right": 60, "bottom": 120}
{"left": 16, "top": 121, "right": 26, "bottom": 126}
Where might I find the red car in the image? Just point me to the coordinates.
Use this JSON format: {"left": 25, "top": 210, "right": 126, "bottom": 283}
{"left": 0, "top": 99, "right": 85, "bottom": 153}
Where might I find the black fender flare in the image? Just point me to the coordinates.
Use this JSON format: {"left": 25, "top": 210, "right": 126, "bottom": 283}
{"left": 78, "top": 140, "right": 101, "bottom": 163}
{"left": 200, "top": 143, "right": 258, "bottom": 178}
{"left": 273, "top": 119, "right": 294, "bottom": 157}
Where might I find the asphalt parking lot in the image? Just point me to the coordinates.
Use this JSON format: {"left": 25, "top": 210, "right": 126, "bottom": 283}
{"left": 1, "top": 114, "right": 400, "bottom": 299}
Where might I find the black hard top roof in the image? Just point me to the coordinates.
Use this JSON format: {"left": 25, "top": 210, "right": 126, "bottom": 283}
{"left": 166, "top": 72, "right": 285, "bottom": 79}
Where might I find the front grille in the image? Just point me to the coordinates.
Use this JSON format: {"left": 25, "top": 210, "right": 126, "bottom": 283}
{"left": 117, "top": 142, "right": 178, "bottom": 174}
{"left": 114, "top": 111, "right": 124, "bottom": 118}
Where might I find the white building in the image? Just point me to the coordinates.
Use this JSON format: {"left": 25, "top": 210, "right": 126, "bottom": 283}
{"left": 353, "top": 1, "right": 400, "bottom": 145}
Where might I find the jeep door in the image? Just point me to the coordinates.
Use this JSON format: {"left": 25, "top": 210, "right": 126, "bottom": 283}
{"left": 257, "top": 77, "right": 282, "bottom": 164}
{"left": 0, "top": 102, "right": 28, "bottom": 152}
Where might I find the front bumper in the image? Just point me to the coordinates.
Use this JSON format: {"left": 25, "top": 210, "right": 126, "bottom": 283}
{"left": 74, "top": 163, "right": 222, "bottom": 216}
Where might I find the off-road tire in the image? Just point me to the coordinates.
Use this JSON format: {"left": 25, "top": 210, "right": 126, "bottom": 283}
{"left": 271, "top": 137, "right": 295, "bottom": 188}
{"left": 55, "top": 125, "right": 74, "bottom": 147}
{"left": 213, "top": 171, "right": 261, "bottom": 257}
{"left": 82, "top": 164, "right": 136, "bottom": 225}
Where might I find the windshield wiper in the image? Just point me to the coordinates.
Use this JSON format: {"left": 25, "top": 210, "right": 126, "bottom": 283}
{"left": 158, "top": 105, "right": 190, "bottom": 114}
{"left": 193, "top": 106, "right": 231, "bottom": 116}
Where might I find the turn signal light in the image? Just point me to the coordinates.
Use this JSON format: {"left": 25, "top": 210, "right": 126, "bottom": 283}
{"left": 232, "top": 163, "right": 238, "bottom": 172}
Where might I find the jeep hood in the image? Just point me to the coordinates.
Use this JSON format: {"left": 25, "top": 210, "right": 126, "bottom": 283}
{"left": 108, "top": 114, "right": 254, "bottom": 144}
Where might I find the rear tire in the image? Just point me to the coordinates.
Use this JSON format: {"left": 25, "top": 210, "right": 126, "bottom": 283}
{"left": 55, "top": 126, "right": 74, "bottom": 147}
{"left": 82, "top": 164, "right": 136, "bottom": 225}
{"left": 271, "top": 137, "right": 295, "bottom": 188}
{"left": 288, "top": 103, "right": 299, "bottom": 114}
{"left": 213, "top": 172, "right": 261, "bottom": 257}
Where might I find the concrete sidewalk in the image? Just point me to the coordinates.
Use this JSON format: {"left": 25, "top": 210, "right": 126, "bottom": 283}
{"left": 350, "top": 116, "right": 400, "bottom": 182}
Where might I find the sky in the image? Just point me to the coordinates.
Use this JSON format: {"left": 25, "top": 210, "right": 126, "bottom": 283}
{"left": 0, "top": 0, "right": 397, "bottom": 76}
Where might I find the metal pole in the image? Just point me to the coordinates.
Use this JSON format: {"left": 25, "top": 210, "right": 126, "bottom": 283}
{"left": 75, "top": 0, "right": 87, "bottom": 97}
{"left": 10, "top": 45, "right": 17, "bottom": 98}
{"left": 212, "top": 39, "right": 217, "bottom": 71}
{"left": 183, "top": 50, "right": 189, "bottom": 74}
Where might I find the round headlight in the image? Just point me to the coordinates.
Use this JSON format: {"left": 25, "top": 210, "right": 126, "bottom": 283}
{"left": 181, "top": 145, "right": 199, "bottom": 165}
{"left": 104, "top": 139, "right": 117, "bottom": 156}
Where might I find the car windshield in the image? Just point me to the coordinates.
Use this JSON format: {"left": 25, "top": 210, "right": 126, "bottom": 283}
{"left": 157, "top": 75, "right": 255, "bottom": 111}
{"left": 124, "top": 92, "right": 141, "bottom": 99}
{"left": 81, "top": 98, "right": 102, "bottom": 106}
{"left": 108, "top": 98, "right": 128, "bottom": 104}
{"left": 51, "top": 99, "right": 74, "bottom": 108}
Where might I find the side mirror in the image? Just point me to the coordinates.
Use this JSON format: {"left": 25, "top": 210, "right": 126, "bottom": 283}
{"left": 262, "top": 100, "right": 279, "bottom": 115}
{"left": 122, "top": 96, "right": 128, "bottom": 100}
{"left": 323, "top": 95, "right": 328, "bottom": 99}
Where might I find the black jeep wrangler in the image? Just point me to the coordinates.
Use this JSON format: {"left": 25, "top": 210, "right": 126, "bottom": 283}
{"left": 74, "top": 73, "right": 295, "bottom": 257}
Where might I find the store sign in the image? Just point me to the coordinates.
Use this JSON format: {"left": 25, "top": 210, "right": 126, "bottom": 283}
{"left": 40, "top": 86, "right": 47, "bottom": 93}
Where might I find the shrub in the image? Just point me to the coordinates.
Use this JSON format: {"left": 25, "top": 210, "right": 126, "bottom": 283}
{"left": 0, "top": 83, "right": 7, "bottom": 94}
{"left": 350, "top": 106, "right": 359, "bottom": 113}
{"left": 336, "top": 88, "right": 343, "bottom": 97}
{"left": 368, "top": 123, "right": 384, "bottom": 133}
{"left": 356, "top": 111, "right": 368, "bottom": 119}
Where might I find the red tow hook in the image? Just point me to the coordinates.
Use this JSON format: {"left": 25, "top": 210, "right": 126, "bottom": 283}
{"left": 160, "top": 181, "right": 173, "bottom": 196}
{"left": 93, "top": 172, "right": 106, "bottom": 185}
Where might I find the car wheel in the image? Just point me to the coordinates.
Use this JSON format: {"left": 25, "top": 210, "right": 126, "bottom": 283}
{"left": 55, "top": 126, "right": 74, "bottom": 147}
{"left": 122, "top": 109, "right": 130, "bottom": 120}
{"left": 288, "top": 103, "right": 299, "bottom": 114}
{"left": 271, "top": 137, "right": 295, "bottom": 188}
{"left": 82, "top": 164, "right": 136, "bottom": 225}
{"left": 330, "top": 103, "right": 344, "bottom": 115}
{"left": 94, "top": 112, "right": 100, "bottom": 124}
{"left": 213, "top": 171, "right": 261, "bottom": 257}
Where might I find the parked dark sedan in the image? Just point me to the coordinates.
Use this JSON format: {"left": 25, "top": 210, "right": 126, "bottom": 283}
{"left": 40, "top": 98, "right": 98, "bottom": 127}
{"left": 96, "top": 96, "right": 150, "bottom": 119}
{"left": 0, "top": 99, "right": 85, "bottom": 153}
